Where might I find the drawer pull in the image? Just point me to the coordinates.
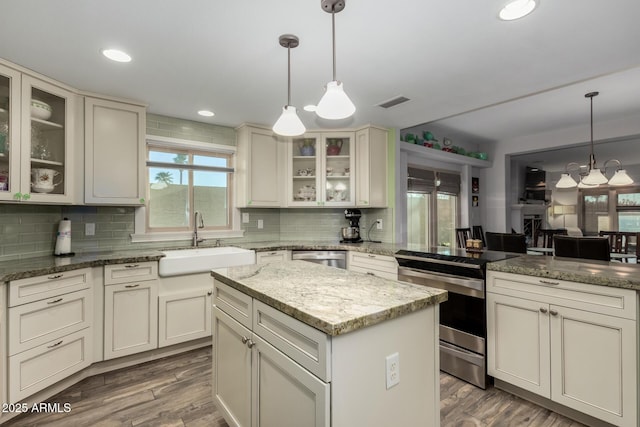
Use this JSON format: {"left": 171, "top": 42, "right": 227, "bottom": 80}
{"left": 246, "top": 339, "right": 256, "bottom": 349}
{"left": 368, "top": 254, "right": 376, "bottom": 258}
{"left": 125, "top": 284, "right": 140, "bottom": 288}
{"left": 269, "top": 252, "right": 277, "bottom": 255}
{"left": 47, "top": 298, "right": 63, "bottom": 304}
{"left": 47, "top": 274, "right": 63, "bottom": 280}
{"left": 539, "top": 280, "right": 559, "bottom": 286}
{"left": 48, "top": 340, "right": 63, "bottom": 349}
{"left": 549, "top": 309, "right": 559, "bottom": 316}
{"left": 366, "top": 272, "right": 375, "bottom": 276}
{"left": 124, "top": 264, "right": 140, "bottom": 268}
{"left": 539, "top": 307, "right": 548, "bottom": 314}
{"left": 207, "top": 290, "right": 213, "bottom": 296}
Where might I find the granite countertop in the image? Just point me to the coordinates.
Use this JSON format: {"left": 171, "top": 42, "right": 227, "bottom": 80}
{"left": 0, "top": 250, "right": 165, "bottom": 282}
{"left": 239, "top": 240, "right": 402, "bottom": 256}
{"left": 211, "top": 260, "right": 448, "bottom": 336}
{"left": 487, "top": 254, "right": 640, "bottom": 291}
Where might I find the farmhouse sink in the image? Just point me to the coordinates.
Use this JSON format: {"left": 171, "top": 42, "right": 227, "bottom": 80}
{"left": 159, "top": 247, "right": 256, "bottom": 277}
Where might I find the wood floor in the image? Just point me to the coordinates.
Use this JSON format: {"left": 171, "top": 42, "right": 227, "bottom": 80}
{"left": 4, "top": 346, "right": 584, "bottom": 427}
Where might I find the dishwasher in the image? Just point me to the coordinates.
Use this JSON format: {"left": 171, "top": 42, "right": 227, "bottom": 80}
{"left": 291, "top": 250, "right": 347, "bottom": 269}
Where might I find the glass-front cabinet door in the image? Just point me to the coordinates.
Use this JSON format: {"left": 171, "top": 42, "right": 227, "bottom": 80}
{"left": 322, "top": 132, "right": 355, "bottom": 207}
{"left": 19, "top": 75, "right": 75, "bottom": 203}
{"left": 0, "top": 64, "right": 21, "bottom": 201}
{"left": 287, "top": 131, "right": 355, "bottom": 207}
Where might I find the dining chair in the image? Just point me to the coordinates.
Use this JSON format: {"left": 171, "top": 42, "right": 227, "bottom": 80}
{"left": 533, "top": 228, "right": 567, "bottom": 248}
{"left": 472, "top": 225, "right": 486, "bottom": 248}
{"left": 485, "top": 232, "right": 527, "bottom": 253}
{"left": 599, "top": 231, "right": 640, "bottom": 263}
{"left": 554, "top": 236, "right": 610, "bottom": 261}
{"left": 455, "top": 228, "right": 472, "bottom": 249}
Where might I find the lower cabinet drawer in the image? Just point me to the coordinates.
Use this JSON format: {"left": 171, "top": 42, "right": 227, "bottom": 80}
{"left": 9, "top": 288, "right": 93, "bottom": 355}
{"left": 348, "top": 265, "right": 398, "bottom": 281}
{"left": 104, "top": 262, "right": 158, "bottom": 285}
{"left": 9, "top": 328, "right": 93, "bottom": 402}
{"left": 9, "top": 268, "right": 91, "bottom": 307}
{"left": 214, "top": 281, "right": 253, "bottom": 329}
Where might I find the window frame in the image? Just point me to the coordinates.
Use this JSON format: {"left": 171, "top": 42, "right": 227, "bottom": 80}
{"left": 131, "top": 135, "right": 242, "bottom": 243}
{"left": 578, "top": 185, "right": 640, "bottom": 234}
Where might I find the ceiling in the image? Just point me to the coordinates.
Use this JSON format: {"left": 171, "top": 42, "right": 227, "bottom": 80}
{"left": 1, "top": 0, "right": 639, "bottom": 143}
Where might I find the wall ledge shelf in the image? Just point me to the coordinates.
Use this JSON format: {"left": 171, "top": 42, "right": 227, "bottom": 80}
{"left": 400, "top": 141, "right": 492, "bottom": 168}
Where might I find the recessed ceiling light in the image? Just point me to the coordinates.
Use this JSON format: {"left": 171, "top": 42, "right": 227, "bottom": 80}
{"left": 101, "top": 49, "right": 132, "bottom": 63}
{"left": 303, "top": 105, "right": 317, "bottom": 112}
{"left": 198, "top": 110, "right": 215, "bottom": 117}
{"left": 499, "top": 0, "right": 537, "bottom": 21}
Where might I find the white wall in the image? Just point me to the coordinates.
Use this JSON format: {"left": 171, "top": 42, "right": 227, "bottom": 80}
{"left": 484, "top": 113, "right": 640, "bottom": 232}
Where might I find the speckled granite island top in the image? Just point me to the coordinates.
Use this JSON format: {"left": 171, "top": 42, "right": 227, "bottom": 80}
{"left": 212, "top": 260, "right": 448, "bottom": 336}
{"left": 0, "top": 250, "right": 164, "bottom": 282}
{"left": 487, "top": 254, "right": 640, "bottom": 291}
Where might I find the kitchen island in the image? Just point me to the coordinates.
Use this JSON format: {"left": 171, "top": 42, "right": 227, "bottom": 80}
{"left": 211, "top": 260, "right": 447, "bottom": 427}
{"left": 486, "top": 255, "right": 639, "bottom": 427}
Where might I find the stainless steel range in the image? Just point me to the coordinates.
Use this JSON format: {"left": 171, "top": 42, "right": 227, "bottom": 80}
{"left": 395, "top": 248, "right": 517, "bottom": 389}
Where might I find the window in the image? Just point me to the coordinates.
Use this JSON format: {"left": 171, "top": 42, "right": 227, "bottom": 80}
{"left": 131, "top": 137, "right": 238, "bottom": 242}
{"left": 406, "top": 167, "right": 460, "bottom": 247}
{"left": 580, "top": 188, "right": 640, "bottom": 234}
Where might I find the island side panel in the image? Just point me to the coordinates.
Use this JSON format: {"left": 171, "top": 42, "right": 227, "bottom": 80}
{"left": 330, "top": 305, "right": 440, "bottom": 427}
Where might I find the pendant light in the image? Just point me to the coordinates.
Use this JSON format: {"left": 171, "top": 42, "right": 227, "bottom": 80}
{"left": 556, "top": 92, "right": 634, "bottom": 188}
{"left": 316, "top": 0, "right": 356, "bottom": 120}
{"left": 273, "top": 34, "right": 306, "bottom": 137}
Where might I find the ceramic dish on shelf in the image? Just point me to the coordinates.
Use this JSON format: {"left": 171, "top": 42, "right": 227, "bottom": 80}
{"left": 30, "top": 99, "right": 52, "bottom": 120}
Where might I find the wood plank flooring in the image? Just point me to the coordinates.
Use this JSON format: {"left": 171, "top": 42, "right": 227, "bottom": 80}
{"left": 4, "top": 346, "right": 584, "bottom": 427}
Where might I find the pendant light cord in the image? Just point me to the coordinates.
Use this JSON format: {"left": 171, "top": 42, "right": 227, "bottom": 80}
{"left": 332, "top": 10, "right": 337, "bottom": 81}
{"left": 287, "top": 45, "right": 291, "bottom": 106}
{"left": 586, "top": 91, "right": 599, "bottom": 170}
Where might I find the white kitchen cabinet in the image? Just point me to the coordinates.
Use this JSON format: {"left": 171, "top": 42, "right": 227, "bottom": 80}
{"left": 347, "top": 251, "right": 398, "bottom": 280}
{"left": 255, "top": 250, "right": 291, "bottom": 264}
{"left": 236, "top": 124, "right": 286, "bottom": 208}
{"left": 104, "top": 263, "right": 159, "bottom": 360}
{"left": 158, "top": 275, "right": 212, "bottom": 347}
{"left": 487, "top": 271, "right": 638, "bottom": 427}
{"left": 84, "top": 96, "right": 146, "bottom": 205}
{"left": 7, "top": 270, "right": 93, "bottom": 403}
{"left": 0, "top": 65, "right": 77, "bottom": 203}
{"left": 287, "top": 132, "right": 355, "bottom": 207}
{"left": 355, "top": 126, "right": 388, "bottom": 208}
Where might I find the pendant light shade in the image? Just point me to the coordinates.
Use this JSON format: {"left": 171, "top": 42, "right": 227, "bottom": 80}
{"left": 556, "top": 173, "right": 578, "bottom": 189}
{"left": 316, "top": 81, "right": 355, "bottom": 120}
{"left": 273, "top": 34, "right": 306, "bottom": 137}
{"left": 556, "top": 91, "right": 634, "bottom": 188}
{"left": 316, "top": 0, "right": 356, "bottom": 120}
{"left": 273, "top": 105, "right": 306, "bottom": 136}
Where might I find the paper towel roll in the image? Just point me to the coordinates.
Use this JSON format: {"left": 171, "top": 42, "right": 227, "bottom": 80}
{"left": 54, "top": 218, "right": 72, "bottom": 255}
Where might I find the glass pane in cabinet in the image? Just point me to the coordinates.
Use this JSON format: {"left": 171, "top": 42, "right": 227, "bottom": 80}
{"left": 29, "top": 88, "right": 65, "bottom": 195}
{"left": 325, "top": 137, "right": 350, "bottom": 178}
{"left": 0, "top": 75, "right": 9, "bottom": 192}
{"left": 291, "top": 137, "right": 317, "bottom": 203}
{"left": 326, "top": 178, "right": 349, "bottom": 203}
{"left": 294, "top": 137, "right": 317, "bottom": 157}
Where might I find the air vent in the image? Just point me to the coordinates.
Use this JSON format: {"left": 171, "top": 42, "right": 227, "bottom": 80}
{"left": 377, "top": 96, "right": 410, "bottom": 109}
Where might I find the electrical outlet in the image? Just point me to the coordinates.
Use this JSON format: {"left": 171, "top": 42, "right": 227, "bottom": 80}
{"left": 376, "top": 219, "right": 383, "bottom": 230}
{"left": 242, "top": 212, "right": 250, "bottom": 223}
{"left": 385, "top": 352, "right": 400, "bottom": 389}
{"left": 258, "top": 219, "right": 264, "bottom": 229}
{"left": 85, "top": 223, "right": 95, "bottom": 236}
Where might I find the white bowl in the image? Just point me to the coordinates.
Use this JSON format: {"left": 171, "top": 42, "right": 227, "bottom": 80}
{"left": 31, "top": 100, "right": 52, "bottom": 120}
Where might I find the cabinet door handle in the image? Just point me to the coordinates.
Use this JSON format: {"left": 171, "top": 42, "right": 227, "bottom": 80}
{"left": 549, "top": 309, "right": 559, "bottom": 316}
{"left": 48, "top": 340, "right": 63, "bottom": 349}
{"left": 125, "top": 284, "right": 140, "bottom": 288}
{"left": 47, "top": 298, "right": 63, "bottom": 304}
{"left": 539, "top": 307, "right": 548, "bottom": 314}
{"left": 241, "top": 336, "right": 249, "bottom": 344}
{"left": 47, "top": 274, "right": 63, "bottom": 280}
{"left": 124, "top": 264, "right": 140, "bottom": 268}
{"left": 366, "top": 272, "right": 375, "bottom": 276}
{"left": 368, "top": 254, "right": 376, "bottom": 258}
{"left": 539, "top": 280, "right": 559, "bottom": 286}
{"left": 207, "top": 290, "right": 213, "bottom": 296}
{"left": 246, "top": 339, "right": 256, "bottom": 349}
{"left": 268, "top": 252, "right": 277, "bottom": 255}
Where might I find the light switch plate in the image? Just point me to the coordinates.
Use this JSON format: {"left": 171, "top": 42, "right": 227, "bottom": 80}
{"left": 258, "top": 219, "right": 264, "bottom": 229}
{"left": 242, "top": 212, "right": 250, "bottom": 223}
{"left": 85, "top": 223, "right": 95, "bottom": 236}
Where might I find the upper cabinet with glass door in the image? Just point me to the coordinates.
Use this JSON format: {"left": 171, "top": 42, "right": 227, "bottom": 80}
{"left": 287, "top": 132, "right": 355, "bottom": 207}
{"left": 0, "top": 63, "right": 21, "bottom": 202}
{"left": 19, "top": 75, "right": 75, "bottom": 203}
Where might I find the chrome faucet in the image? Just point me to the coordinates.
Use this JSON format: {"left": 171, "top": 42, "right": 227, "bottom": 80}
{"left": 193, "top": 211, "right": 205, "bottom": 247}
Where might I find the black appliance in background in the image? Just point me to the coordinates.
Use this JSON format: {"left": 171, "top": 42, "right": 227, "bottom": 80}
{"left": 395, "top": 248, "right": 518, "bottom": 389}
{"left": 341, "top": 209, "right": 363, "bottom": 243}
{"left": 524, "top": 166, "right": 548, "bottom": 202}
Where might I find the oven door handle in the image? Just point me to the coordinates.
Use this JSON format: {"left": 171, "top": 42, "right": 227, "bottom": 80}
{"left": 398, "top": 267, "right": 484, "bottom": 298}
{"left": 440, "top": 341, "right": 485, "bottom": 367}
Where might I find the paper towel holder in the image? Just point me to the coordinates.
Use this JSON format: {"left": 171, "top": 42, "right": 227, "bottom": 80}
{"left": 54, "top": 217, "right": 75, "bottom": 257}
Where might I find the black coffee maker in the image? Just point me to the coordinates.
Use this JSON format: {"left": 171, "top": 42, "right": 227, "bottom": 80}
{"left": 341, "top": 209, "right": 362, "bottom": 243}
